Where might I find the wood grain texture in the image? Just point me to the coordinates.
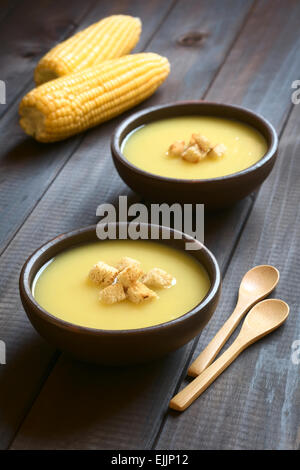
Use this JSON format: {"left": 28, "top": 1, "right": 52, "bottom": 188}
{"left": 3, "top": 0, "right": 299, "bottom": 452}
{"left": 0, "top": 0, "right": 20, "bottom": 25}
{"left": 0, "top": 0, "right": 174, "bottom": 255}
{"left": 198, "top": 0, "right": 300, "bottom": 271}
{"left": 0, "top": 0, "right": 175, "bottom": 450}
{"left": 204, "top": 0, "right": 300, "bottom": 131}
{"left": 156, "top": 103, "right": 300, "bottom": 451}
{"left": 155, "top": 0, "right": 300, "bottom": 449}
{"left": 0, "top": 0, "right": 256, "bottom": 450}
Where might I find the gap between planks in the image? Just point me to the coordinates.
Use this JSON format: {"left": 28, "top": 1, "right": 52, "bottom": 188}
{"left": 0, "top": 0, "right": 177, "bottom": 256}
{"left": 9, "top": 0, "right": 298, "bottom": 450}
{"left": 0, "top": 0, "right": 179, "bottom": 450}
{"left": 2, "top": 0, "right": 256, "bottom": 450}
{"left": 8, "top": 0, "right": 300, "bottom": 450}
{"left": 155, "top": 101, "right": 300, "bottom": 451}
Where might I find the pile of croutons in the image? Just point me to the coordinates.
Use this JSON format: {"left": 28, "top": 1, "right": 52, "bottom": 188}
{"left": 167, "top": 133, "right": 226, "bottom": 163}
{"left": 88, "top": 256, "right": 174, "bottom": 305}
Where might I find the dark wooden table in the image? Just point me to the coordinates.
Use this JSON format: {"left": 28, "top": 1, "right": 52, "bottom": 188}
{"left": 0, "top": 0, "right": 299, "bottom": 450}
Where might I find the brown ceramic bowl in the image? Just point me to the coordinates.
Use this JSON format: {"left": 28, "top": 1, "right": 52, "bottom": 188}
{"left": 111, "top": 101, "right": 278, "bottom": 209}
{"left": 19, "top": 224, "right": 221, "bottom": 365}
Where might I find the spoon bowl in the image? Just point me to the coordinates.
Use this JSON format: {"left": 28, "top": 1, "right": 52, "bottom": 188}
{"left": 243, "top": 298, "right": 289, "bottom": 340}
{"left": 239, "top": 265, "right": 280, "bottom": 301}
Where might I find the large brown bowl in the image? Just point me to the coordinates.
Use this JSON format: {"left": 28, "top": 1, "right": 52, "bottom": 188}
{"left": 111, "top": 101, "right": 278, "bottom": 209}
{"left": 19, "top": 224, "right": 221, "bottom": 365}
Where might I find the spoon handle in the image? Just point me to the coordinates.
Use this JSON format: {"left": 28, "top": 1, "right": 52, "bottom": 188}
{"left": 170, "top": 337, "right": 246, "bottom": 412}
{"left": 188, "top": 299, "right": 249, "bottom": 377}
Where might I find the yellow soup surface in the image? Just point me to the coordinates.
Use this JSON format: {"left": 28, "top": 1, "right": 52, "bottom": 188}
{"left": 122, "top": 116, "right": 267, "bottom": 179}
{"left": 33, "top": 240, "right": 211, "bottom": 330}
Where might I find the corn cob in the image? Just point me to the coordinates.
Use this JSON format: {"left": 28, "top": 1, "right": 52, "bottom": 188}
{"left": 34, "top": 15, "right": 142, "bottom": 86}
{"left": 19, "top": 53, "right": 170, "bottom": 142}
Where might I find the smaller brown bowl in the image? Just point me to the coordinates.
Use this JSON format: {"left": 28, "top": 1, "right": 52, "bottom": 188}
{"left": 111, "top": 101, "right": 278, "bottom": 209}
{"left": 19, "top": 224, "right": 221, "bottom": 365}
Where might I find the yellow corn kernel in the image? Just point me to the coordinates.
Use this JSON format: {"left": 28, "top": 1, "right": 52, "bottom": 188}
{"left": 34, "top": 15, "right": 142, "bottom": 85}
{"left": 19, "top": 53, "right": 170, "bottom": 142}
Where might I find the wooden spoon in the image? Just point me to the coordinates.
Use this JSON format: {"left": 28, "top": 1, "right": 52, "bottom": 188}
{"left": 188, "top": 265, "right": 280, "bottom": 377}
{"left": 170, "top": 299, "right": 289, "bottom": 412}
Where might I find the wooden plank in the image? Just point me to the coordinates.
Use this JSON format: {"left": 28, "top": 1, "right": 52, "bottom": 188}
{"left": 203, "top": 0, "right": 300, "bottom": 131}
{"left": 0, "top": 0, "right": 20, "bottom": 25}
{"left": 187, "top": 0, "right": 300, "bottom": 277}
{"left": 7, "top": 0, "right": 300, "bottom": 451}
{"left": 155, "top": 103, "right": 300, "bottom": 451}
{"left": 155, "top": 0, "right": 300, "bottom": 449}
{"left": 0, "top": 0, "right": 176, "bottom": 450}
{"left": 0, "top": 0, "right": 256, "bottom": 450}
{"left": 9, "top": 0, "right": 300, "bottom": 450}
{"left": 17, "top": 0, "right": 299, "bottom": 449}
{"left": 201, "top": 0, "right": 300, "bottom": 273}
{"left": 0, "top": 0, "right": 98, "bottom": 249}
{"left": 0, "top": 0, "right": 174, "bottom": 255}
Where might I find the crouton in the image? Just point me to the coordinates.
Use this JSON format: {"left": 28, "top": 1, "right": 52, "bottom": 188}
{"left": 88, "top": 261, "right": 118, "bottom": 287}
{"left": 127, "top": 281, "right": 158, "bottom": 304}
{"left": 117, "top": 264, "right": 143, "bottom": 288}
{"left": 142, "top": 268, "right": 174, "bottom": 289}
{"left": 191, "top": 133, "right": 211, "bottom": 153}
{"left": 115, "top": 256, "right": 141, "bottom": 272}
{"left": 208, "top": 143, "right": 226, "bottom": 159}
{"left": 99, "top": 282, "right": 127, "bottom": 304}
{"left": 167, "top": 140, "right": 186, "bottom": 157}
{"left": 182, "top": 144, "right": 205, "bottom": 163}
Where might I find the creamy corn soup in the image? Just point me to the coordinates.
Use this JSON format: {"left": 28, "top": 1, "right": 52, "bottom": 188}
{"left": 33, "top": 240, "right": 210, "bottom": 330}
{"left": 122, "top": 116, "right": 267, "bottom": 179}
